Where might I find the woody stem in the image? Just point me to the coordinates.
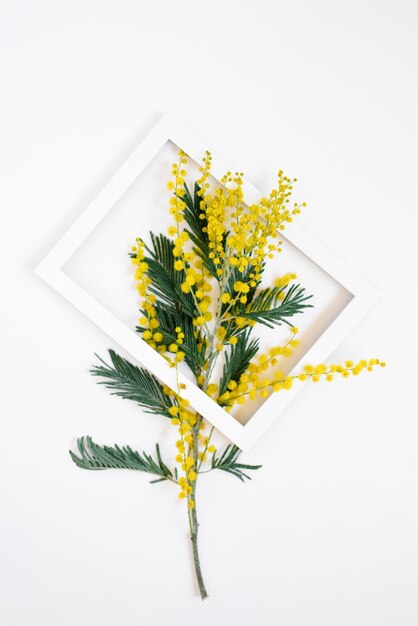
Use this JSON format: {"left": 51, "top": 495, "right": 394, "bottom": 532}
{"left": 188, "top": 418, "right": 208, "bottom": 600}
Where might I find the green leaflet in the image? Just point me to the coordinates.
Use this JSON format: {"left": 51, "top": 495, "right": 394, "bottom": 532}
{"left": 219, "top": 330, "right": 259, "bottom": 396}
{"left": 90, "top": 350, "right": 175, "bottom": 418}
{"left": 69, "top": 436, "right": 175, "bottom": 483}
{"left": 144, "top": 232, "right": 198, "bottom": 318}
{"left": 211, "top": 444, "right": 262, "bottom": 481}
{"left": 137, "top": 302, "right": 205, "bottom": 378}
{"left": 180, "top": 182, "right": 220, "bottom": 279}
{"left": 239, "top": 283, "right": 313, "bottom": 328}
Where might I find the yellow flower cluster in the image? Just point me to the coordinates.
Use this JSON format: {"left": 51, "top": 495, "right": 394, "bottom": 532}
{"left": 166, "top": 374, "right": 216, "bottom": 505}
{"left": 161, "top": 152, "right": 308, "bottom": 344}
{"left": 219, "top": 357, "right": 386, "bottom": 409}
{"left": 221, "top": 170, "right": 303, "bottom": 287}
{"left": 215, "top": 329, "right": 300, "bottom": 407}
{"left": 297, "top": 358, "right": 386, "bottom": 382}
{"left": 167, "top": 156, "right": 305, "bottom": 332}
{"left": 131, "top": 239, "right": 150, "bottom": 297}
{"left": 131, "top": 239, "right": 164, "bottom": 351}
{"left": 196, "top": 151, "right": 212, "bottom": 192}
{"left": 167, "top": 150, "right": 188, "bottom": 224}
{"left": 167, "top": 327, "right": 186, "bottom": 366}
{"left": 160, "top": 374, "right": 201, "bottom": 506}
{"left": 274, "top": 273, "right": 297, "bottom": 290}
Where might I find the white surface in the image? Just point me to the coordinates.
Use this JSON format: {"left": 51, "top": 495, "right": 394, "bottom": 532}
{"left": 37, "top": 115, "right": 376, "bottom": 450}
{"left": 1, "top": 1, "right": 417, "bottom": 625}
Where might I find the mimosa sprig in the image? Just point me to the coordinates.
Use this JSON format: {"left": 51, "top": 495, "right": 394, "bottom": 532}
{"left": 70, "top": 150, "right": 385, "bottom": 599}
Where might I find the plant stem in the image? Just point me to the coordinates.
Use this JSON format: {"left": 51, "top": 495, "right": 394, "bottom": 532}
{"left": 189, "top": 417, "right": 208, "bottom": 600}
{"left": 190, "top": 500, "right": 208, "bottom": 600}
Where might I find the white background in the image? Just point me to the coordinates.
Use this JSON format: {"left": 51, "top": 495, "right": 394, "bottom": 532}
{"left": 1, "top": 1, "right": 417, "bottom": 625}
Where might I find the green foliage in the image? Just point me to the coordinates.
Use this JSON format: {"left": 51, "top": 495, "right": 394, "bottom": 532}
{"left": 219, "top": 330, "right": 259, "bottom": 396}
{"left": 240, "top": 283, "right": 312, "bottom": 328}
{"left": 137, "top": 302, "right": 205, "bottom": 378}
{"left": 144, "top": 232, "right": 198, "bottom": 317}
{"left": 248, "top": 285, "right": 287, "bottom": 311}
{"left": 211, "top": 444, "right": 262, "bottom": 481}
{"left": 69, "top": 436, "right": 175, "bottom": 483}
{"left": 180, "top": 182, "right": 220, "bottom": 279}
{"left": 90, "top": 349, "right": 175, "bottom": 418}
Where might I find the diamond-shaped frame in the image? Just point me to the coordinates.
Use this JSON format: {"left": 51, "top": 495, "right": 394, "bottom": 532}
{"left": 35, "top": 115, "right": 378, "bottom": 451}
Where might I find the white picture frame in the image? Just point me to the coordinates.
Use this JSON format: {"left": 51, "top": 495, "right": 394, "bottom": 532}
{"left": 35, "top": 115, "right": 378, "bottom": 451}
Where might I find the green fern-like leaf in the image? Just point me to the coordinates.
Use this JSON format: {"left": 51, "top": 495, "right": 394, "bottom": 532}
{"left": 211, "top": 444, "right": 262, "bottom": 481}
{"left": 180, "top": 182, "right": 220, "bottom": 279}
{"left": 240, "top": 283, "right": 312, "bottom": 328}
{"left": 90, "top": 350, "right": 175, "bottom": 418}
{"left": 69, "top": 436, "right": 175, "bottom": 483}
{"left": 249, "top": 285, "right": 287, "bottom": 311}
{"left": 137, "top": 302, "right": 205, "bottom": 378}
{"left": 219, "top": 330, "right": 260, "bottom": 396}
{"left": 144, "top": 232, "right": 198, "bottom": 318}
